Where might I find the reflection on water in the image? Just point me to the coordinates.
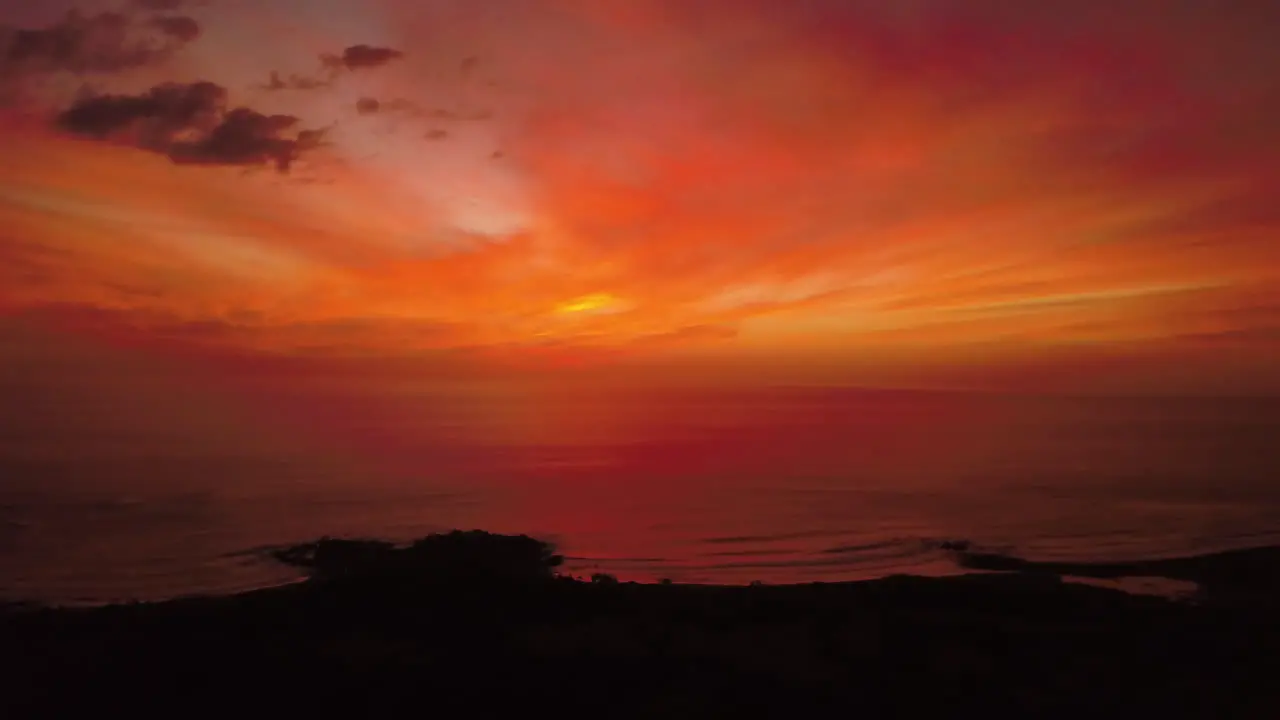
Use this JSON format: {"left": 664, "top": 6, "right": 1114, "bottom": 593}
{"left": 3, "top": 387, "right": 1279, "bottom": 604}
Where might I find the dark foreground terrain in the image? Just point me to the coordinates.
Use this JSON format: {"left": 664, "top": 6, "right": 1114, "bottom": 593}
{"left": 3, "top": 532, "right": 1278, "bottom": 718}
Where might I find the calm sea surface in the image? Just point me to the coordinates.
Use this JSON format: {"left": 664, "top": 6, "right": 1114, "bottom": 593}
{"left": 3, "top": 384, "right": 1279, "bottom": 604}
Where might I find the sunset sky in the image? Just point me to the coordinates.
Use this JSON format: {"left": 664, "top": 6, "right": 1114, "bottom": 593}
{"left": 3, "top": 0, "right": 1279, "bottom": 394}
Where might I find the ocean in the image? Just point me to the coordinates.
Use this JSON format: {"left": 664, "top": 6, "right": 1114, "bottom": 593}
{"left": 3, "top": 384, "right": 1279, "bottom": 604}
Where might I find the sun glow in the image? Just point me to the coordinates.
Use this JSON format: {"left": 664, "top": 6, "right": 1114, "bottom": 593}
{"left": 555, "top": 293, "right": 621, "bottom": 315}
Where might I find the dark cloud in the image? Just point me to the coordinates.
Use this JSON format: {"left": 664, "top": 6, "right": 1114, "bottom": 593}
{"left": 170, "top": 109, "right": 313, "bottom": 171}
{"left": 260, "top": 70, "right": 330, "bottom": 92}
{"left": 56, "top": 80, "right": 225, "bottom": 143}
{"left": 353, "top": 96, "right": 420, "bottom": 117}
{"left": 133, "top": 0, "right": 187, "bottom": 9}
{"left": 266, "top": 45, "right": 405, "bottom": 93}
{"left": 424, "top": 129, "right": 448, "bottom": 140}
{"left": 429, "top": 108, "right": 494, "bottom": 121}
{"left": 148, "top": 15, "right": 201, "bottom": 43}
{"left": 0, "top": 9, "right": 200, "bottom": 76}
{"left": 320, "top": 44, "right": 404, "bottom": 71}
{"left": 55, "top": 82, "right": 325, "bottom": 172}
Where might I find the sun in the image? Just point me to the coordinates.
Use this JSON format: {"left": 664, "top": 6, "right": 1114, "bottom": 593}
{"left": 555, "top": 292, "right": 621, "bottom": 315}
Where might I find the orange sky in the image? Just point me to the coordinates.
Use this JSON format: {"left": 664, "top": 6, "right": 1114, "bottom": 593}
{"left": 2, "top": 0, "right": 1279, "bottom": 393}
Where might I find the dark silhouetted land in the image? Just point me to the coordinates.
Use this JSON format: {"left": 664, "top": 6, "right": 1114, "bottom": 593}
{"left": 2, "top": 531, "right": 1278, "bottom": 718}
{"left": 953, "top": 544, "right": 1280, "bottom": 608}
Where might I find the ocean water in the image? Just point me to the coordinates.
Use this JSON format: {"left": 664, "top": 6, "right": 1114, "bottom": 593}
{"left": 2, "top": 384, "right": 1279, "bottom": 605}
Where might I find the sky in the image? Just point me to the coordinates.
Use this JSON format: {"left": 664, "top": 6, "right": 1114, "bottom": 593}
{"left": 2, "top": 0, "right": 1279, "bottom": 394}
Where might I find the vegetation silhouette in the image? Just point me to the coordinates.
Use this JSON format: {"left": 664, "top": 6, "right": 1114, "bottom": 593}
{"left": 271, "top": 530, "right": 564, "bottom": 584}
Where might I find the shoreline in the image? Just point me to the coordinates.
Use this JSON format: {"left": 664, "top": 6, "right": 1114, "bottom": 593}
{"left": 9, "top": 534, "right": 1279, "bottom": 609}
{"left": 3, "top": 532, "right": 1278, "bottom": 716}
